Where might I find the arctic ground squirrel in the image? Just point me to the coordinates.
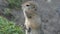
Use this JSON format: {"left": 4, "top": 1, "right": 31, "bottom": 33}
{"left": 21, "top": 1, "right": 41, "bottom": 31}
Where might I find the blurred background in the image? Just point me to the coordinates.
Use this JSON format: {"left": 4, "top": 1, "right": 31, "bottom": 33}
{"left": 0, "top": 0, "right": 60, "bottom": 34}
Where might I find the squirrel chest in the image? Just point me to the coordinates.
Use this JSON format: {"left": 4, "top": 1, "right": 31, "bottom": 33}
{"left": 25, "top": 15, "right": 41, "bottom": 29}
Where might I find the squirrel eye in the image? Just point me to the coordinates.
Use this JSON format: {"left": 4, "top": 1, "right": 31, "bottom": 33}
{"left": 26, "top": 5, "right": 30, "bottom": 6}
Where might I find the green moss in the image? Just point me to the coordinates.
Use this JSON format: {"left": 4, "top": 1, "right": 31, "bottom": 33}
{"left": 6, "top": 0, "right": 22, "bottom": 9}
{"left": 0, "top": 16, "right": 24, "bottom": 34}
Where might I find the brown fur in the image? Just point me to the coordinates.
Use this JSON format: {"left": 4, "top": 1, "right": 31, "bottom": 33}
{"left": 21, "top": 1, "right": 41, "bottom": 29}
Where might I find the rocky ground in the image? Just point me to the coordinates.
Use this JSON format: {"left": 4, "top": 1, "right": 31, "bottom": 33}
{"left": 0, "top": 0, "right": 60, "bottom": 34}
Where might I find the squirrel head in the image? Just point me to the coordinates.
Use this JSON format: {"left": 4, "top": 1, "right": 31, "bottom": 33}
{"left": 21, "top": 1, "right": 38, "bottom": 12}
